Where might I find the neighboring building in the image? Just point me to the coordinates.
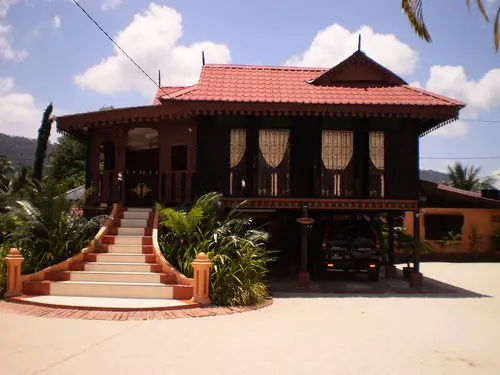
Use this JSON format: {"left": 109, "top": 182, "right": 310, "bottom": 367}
{"left": 405, "top": 180, "right": 500, "bottom": 253}
{"left": 56, "top": 49, "right": 465, "bottom": 283}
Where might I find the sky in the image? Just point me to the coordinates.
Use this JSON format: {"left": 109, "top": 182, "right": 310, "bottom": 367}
{"left": 1, "top": 0, "right": 500, "bottom": 179}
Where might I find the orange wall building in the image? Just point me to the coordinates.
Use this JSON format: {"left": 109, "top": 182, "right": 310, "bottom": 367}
{"left": 405, "top": 180, "right": 500, "bottom": 253}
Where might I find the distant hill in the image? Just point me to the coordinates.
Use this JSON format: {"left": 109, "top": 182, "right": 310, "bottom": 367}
{"left": 0, "top": 133, "right": 56, "bottom": 168}
{"left": 420, "top": 169, "right": 448, "bottom": 184}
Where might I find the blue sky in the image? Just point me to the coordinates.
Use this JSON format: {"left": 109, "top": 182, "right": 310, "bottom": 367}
{"left": 1, "top": 0, "right": 500, "bottom": 179}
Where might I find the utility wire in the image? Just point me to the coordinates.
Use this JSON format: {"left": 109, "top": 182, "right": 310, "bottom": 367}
{"left": 460, "top": 118, "right": 500, "bottom": 124}
{"left": 71, "top": 0, "right": 169, "bottom": 97}
{"left": 420, "top": 156, "right": 500, "bottom": 160}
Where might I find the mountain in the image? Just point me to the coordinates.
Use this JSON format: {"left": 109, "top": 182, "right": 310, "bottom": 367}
{"left": 0, "top": 133, "right": 57, "bottom": 168}
{"left": 420, "top": 169, "right": 448, "bottom": 184}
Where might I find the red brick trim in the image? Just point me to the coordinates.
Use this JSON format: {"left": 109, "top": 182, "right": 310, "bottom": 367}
{"left": 0, "top": 298, "right": 273, "bottom": 320}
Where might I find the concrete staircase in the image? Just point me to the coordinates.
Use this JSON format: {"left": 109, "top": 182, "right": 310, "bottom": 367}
{"left": 22, "top": 208, "right": 193, "bottom": 301}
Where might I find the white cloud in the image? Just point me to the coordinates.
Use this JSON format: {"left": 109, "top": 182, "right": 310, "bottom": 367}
{"left": 285, "top": 24, "right": 418, "bottom": 75}
{"left": 0, "top": 0, "right": 27, "bottom": 61}
{"left": 0, "top": 0, "right": 18, "bottom": 18}
{"left": 424, "top": 65, "right": 500, "bottom": 137}
{"left": 75, "top": 4, "right": 231, "bottom": 98}
{"left": 0, "top": 77, "right": 43, "bottom": 139}
{"left": 101, "top": 0, "right": 123, "bottom": 11}
{"left": 52, "top": 15, "right": 60, "bottom": 30}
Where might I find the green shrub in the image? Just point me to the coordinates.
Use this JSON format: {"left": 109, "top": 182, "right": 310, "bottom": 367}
{"left": 0, "top": 242, "right": 8, "bottom": 297}
{"left": 157, "top": 192, "right": 277, "bottom": 306}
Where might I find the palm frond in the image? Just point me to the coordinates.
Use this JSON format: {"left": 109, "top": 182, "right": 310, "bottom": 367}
{"left": 401, "top": 0, "right": 432, "bottom": 42}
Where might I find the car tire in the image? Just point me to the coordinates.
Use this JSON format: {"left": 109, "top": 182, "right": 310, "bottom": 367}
{"left": 368, "top": 272, "right": 379, "bottom": 282}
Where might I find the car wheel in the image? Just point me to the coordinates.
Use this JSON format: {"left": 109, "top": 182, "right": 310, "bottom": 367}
{"left": 368, "top": 272, "right": 379, "bottom": 282}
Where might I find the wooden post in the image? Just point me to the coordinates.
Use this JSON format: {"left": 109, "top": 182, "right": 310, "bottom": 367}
{"left": 4, "top": 248, "right": 24, "bottom": 298}
{"left": 192, "top": 252, "right": 212, "bottom": 305}
{"left": 298, "top": 204, "right": 310, "bottom": 288}
{"left": 385, "top": 213, "right": 397, "bottom": 278}
{"left": 411, "top": 210, "right": 423, "bottom": 288}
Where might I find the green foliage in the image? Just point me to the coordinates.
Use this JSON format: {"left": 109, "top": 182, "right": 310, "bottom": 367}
{"left": 33, "top": 103, "right": 54, "bottom": 181}
{"left": 7, "top": 181, "right": 102, "bottom": 274}
{"left": 0, "top": 242, "right": 8, "bottom": 297}
{"left": 47, "top": 136, "right": 86, "bottom": 190}
{"left": 436, "top": 230, "right": 462, "bottom": 249}
{"left": 0, "top": 133, "right": 56, "bottom": 169}
{"left": 446, "top": 162, "right": 495, "bottom": 192}
{"left": 157, "top": 192, "right": 277, "bottom": 306}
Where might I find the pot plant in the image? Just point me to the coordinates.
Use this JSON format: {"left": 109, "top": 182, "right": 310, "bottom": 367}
{"left": 394, "top": 227, "right": 414, "bottom": 278}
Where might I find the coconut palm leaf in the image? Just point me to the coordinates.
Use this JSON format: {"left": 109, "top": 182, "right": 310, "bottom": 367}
{"left": 403, "top": 0, "right": 500, "bottom": 51}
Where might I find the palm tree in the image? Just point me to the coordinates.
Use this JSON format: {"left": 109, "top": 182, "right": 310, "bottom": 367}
{"left": 402, "top": 0, "right": 500, "bottom": 51}
{"left": 0, "top": 156, "right": 14, "bottom": 190}
{"left": 446, "top": 162, "right": 495, "bottom": 191}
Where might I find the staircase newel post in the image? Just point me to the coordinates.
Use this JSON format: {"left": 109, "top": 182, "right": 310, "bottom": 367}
{"left": 191, "top": 252, "right": 212, "bottom": 305}
{"left": 4, "top": 248, "right": 24, "bottom": 298}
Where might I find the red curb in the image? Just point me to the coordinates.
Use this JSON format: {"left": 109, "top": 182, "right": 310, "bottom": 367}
{"left": 0, "top": 299, "right": 273, "bottom": 321}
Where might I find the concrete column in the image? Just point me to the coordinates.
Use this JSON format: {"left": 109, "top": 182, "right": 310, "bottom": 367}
{"left": 192, "top": 252, "right": 212, "bottom": 305}
{"left": 4, "top": 248, "right": 24, "bottom": 298}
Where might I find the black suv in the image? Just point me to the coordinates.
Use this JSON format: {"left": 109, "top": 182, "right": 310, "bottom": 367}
{"left": 318, "top": 219, "right": 381, "bottom": 281}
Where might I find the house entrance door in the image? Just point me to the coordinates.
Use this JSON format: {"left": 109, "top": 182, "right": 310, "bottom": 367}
{"left": 125, "top": 148, "right": 159, "bottom": 207}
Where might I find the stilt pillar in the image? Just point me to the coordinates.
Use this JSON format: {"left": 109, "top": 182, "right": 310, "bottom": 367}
{"left": 298, "top": 204, "right": 310, "bottom": 288}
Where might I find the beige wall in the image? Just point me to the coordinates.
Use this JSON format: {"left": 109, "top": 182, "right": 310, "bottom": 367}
{"left": 404, "top": 208, "right": 500, "bottom": 253}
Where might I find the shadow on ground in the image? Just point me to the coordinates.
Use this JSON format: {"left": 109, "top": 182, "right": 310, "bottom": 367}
{"left": 268, "top": 269, "right": 489, "bottom": 299}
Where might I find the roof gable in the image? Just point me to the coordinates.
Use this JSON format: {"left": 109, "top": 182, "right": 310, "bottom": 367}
{"left": 310, "top": 50, "right": 407, "bottom": 86}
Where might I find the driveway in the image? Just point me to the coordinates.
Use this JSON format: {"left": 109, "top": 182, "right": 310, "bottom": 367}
{"left": 1, "top": 262, "right": 499, "bottom": 375}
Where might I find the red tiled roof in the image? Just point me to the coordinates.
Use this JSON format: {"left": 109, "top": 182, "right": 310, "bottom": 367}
{"left": 421, "top": 179, "right": 500, "bottom": 205}
{"left": 159, "top": 52, "right": 465, "bottom": 108}
{"left": 153, "top": 86, "right": 196, "bottom": 104}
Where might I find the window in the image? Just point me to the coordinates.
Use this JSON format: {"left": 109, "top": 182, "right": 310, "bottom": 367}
{"left": 424, "top": 214, "right": 464, "bottom": 241}
{"left": 257, "top": 129, "right": 290, "bottom": 197}
{"left": 321, "top": 130, "right": 354, "bottom": 197}
{"left": 229, "top": 129, "right": 247, "bottom": 196}
{"left": 170, "top": 145, "right": 187, "bottom": 171}
{"left": 369, "top": 132, "right": 384, "bottom": 198}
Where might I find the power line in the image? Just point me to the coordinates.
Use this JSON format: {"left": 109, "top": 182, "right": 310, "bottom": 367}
{"left": 71, "top": 0, "right": 169, "bottom": 97}
{"left": 460, "top": 118, "right": 500, "bottom": 124}
{"left": 420, "top": 156, "right": 500, "bottom": 160}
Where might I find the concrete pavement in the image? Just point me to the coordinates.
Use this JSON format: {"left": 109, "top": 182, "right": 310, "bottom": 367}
{"left": 1, "top": 263, "right": 499, "bottom": 375}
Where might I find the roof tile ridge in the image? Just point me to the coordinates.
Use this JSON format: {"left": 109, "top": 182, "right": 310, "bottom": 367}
{"left": 404, "top": 85, "right": 466, "bottom": 106}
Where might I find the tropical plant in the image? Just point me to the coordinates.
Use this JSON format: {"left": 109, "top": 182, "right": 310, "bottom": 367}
{"left": 436, "top": 230, "right": 463, "bottom": 249}
{"left": 446, "top": 162, "right": 495, "bottom": 192}
{"left": 8, "top": 182, "right": 103, "bottom": 273}
{"left": 33, "top": 103, "right": 54, "bottom": 181}
{"left": 0, "top": 155, "right": 14, "bottom": 189}
{"left": 402, "top": 0, "right": 500, "bottom": 51}
{"left": 0, "top": 242, "right": 9, "bottom": 297}
{"left": 47, "top": 136, "right": 86, "bottom": 190}
{"left": 157, "top": 192, "right": 277, "bottom": 306}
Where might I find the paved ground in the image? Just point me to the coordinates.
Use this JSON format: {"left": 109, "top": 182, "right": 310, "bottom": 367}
{"left": 1, "top": 263, "right": 499, "bottom": 375}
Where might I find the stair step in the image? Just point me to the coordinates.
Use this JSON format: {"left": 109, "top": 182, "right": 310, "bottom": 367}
{"left": 116, "top": 218, "right": 152, "bottom": 228}
{"left": 23, "top": 280, "right": 192, "bottom": 299}
{"left": 126, "top": 207, "right": 153, "bottom": 212}
{"left": 108, "top": 227, "right": 151, "bottom": 236}
{"left": 45, "top": 270, "right": 176, "bottom": 284}
{"left": 102, "top": 244, "right": 153, "bottom": 254}
{"left": 71, "top": 262, "right": 162, "bottom": 272}
{"left": 85, "top": 253, "right": 155, "bottom": 264}
{"left": 102, "top": 235, "right": 152, "bottom": 245}
{"left": 122, "top": 211, "right": 153, "bottom": 219}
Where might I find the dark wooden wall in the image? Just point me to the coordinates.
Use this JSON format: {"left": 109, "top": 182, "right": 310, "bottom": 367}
{"left": 384, "top": 120, "right": 419, "bottom": 200}
{"left": 194, "top": 115, "right": 421, "bottom": 201}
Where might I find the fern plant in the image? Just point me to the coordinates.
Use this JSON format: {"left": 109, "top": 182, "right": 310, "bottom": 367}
{"left": 157, "top": 192, "right": 277, "bottom": 306}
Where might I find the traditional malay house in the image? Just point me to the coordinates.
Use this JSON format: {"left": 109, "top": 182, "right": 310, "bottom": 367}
{"left": 57, "top": 48, "right": 465, "bottom": 286}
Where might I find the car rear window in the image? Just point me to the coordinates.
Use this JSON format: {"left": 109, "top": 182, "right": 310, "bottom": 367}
{"left": 327, "top": 221, "right": 374, "bottom": 241}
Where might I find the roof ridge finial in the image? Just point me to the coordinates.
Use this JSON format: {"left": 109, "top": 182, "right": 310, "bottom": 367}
{"left": 202, "top": 50, "right": 206, "bottom": 66}
{"left": 358, "top": 34, "right": 361, "bottom": 51}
